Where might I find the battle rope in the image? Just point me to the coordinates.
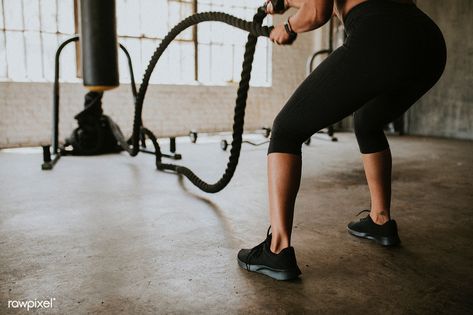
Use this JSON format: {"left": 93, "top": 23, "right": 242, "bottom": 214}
{"left": 122, "top": 8, "right": 272, "bottom": 193}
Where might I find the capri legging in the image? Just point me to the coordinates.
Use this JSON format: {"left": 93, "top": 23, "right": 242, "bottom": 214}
{"left": 268, "top": 0, "right": 446, "bottom": 155}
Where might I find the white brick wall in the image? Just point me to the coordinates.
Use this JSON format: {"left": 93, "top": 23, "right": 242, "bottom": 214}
{"left": 1, "top": 14, "right": 321, "bottom": 148}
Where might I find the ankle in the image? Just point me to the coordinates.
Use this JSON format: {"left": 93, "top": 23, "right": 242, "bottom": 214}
{"left": 370, "top": 210, "right": 390, "bottom": 225}
{"left": 270, "top": 234, "right": 290, "bottom": 254}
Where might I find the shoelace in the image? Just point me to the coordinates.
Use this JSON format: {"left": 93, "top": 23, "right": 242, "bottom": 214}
{"left": 245, "top": 226, "right": 272, "bottom": 271}
{"left": 356, "top": 209, "right": 371, "bottom": 221}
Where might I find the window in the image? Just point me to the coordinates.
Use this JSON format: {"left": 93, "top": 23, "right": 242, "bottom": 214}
{"left": 196, "top": 0, "right": 271, "bottom": 86}
{"left": 0, "top": 0, "right": 271, "bottom": 86}
{"left": 116, "top": 0, "right": 196, "bottom": 85}
{"left": 0, "top": 0, "right": 77, "bottom": 82}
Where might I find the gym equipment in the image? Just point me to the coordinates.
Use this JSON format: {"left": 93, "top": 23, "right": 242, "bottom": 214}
{"left": 80, "top": 0, "right": 119, "bottom": 91}
{"left": 219, "top": 127, "right": 312, "bottom": 151}
{"left": 43, "top": 2, "right": 273, "bottom": 193}
{"left": 65, "top": 91, "right": 123, "bottom": 155}
{"left": 125, "top": 9, "right": 272, "bottom": 193}
{"left": 41, "top": 36, "right": 145, "bottom": 169}
{"left": 220, "top": 138, "right": 269, "bottom": 151}
{"left": 189, "top": 131, "right": 198, "bottom": 144}
{"left": 220, "top": 127, "right": 271, "bottom": 151}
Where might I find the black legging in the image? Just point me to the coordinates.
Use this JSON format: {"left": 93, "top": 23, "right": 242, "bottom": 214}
{"left": 268, "top": 1, "right": 446, "bottom": 155}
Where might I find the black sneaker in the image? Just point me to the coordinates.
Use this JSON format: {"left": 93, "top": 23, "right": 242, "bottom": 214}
{"left": 237, "top": 228, "right": 301, "bottom": 281}
{"left": 347, "top": 210, "right": 401, "bottom": 246}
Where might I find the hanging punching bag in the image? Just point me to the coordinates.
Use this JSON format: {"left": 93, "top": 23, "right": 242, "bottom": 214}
{"left": 80, "top": 0, "right": 119, "bottom": 91}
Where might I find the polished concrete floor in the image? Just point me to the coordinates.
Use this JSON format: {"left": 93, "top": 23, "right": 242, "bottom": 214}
{"left": 1, "top": 133, "right": 472, "bottom": 314}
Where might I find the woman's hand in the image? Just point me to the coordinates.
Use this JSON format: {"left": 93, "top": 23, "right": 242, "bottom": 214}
{"left": 265, "top": 0, "right": 289, "bottom": 15}
{"left": 270, "top": 24, "right": 293, "bottom": 45}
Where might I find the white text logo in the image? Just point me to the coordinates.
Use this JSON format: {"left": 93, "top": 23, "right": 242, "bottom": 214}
{"left": 7, "top": 298, "right": 56, "bottom": 311}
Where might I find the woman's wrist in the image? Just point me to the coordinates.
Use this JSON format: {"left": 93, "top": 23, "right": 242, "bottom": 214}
{"left": 287, "top": 16, "right": 295, "bottom": 32}
{"left": 285, "top": 16, "right": 297, "bottom": 35}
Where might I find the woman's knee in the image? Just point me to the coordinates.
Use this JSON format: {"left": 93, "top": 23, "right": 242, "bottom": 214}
{"left": 354, "top": 115, "right": 389, "bottom": 154}
{"left": 268, "top": 112, "right": 305, "bottom": 155}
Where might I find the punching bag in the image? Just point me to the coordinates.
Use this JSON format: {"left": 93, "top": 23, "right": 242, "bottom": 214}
{"left": 66, "top": 92, "right": 123, "bottom": 155}
{"left": 80, "top": 0, "right": 119, "bottom": 91}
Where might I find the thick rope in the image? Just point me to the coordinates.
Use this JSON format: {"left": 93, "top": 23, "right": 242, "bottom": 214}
{"left": 125, "top": 8, "right": 271, "bottom": 193}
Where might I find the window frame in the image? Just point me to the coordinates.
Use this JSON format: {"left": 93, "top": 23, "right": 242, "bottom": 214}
{"left": 0, "top": 0, "right": 271, "bottom": 86}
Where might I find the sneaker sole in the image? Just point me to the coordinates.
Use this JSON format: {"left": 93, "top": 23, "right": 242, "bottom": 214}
{"left": 347, "top": 227, "right": 401, "bottom": 247}
{"left": 237, "top": 258, "right": 301, "bottom": 281}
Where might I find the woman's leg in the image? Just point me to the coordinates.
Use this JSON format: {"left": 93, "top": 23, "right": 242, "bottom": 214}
{"left": 261, "top": 46, "right": 375, "bottom": 254}
{"left": 267, "top": 153, "right": 302, "bottom": 253}
{"left": 237, "top": 45, "right": 371, "bottom": 280}
{"left": 353, "top": 91, "right": 426, "bottom": 226}
{"left": 349, "top": 106, "right": 401, "bottom": 245}
{"left": 362, "top": 149, "right": 392, "bottom": 225}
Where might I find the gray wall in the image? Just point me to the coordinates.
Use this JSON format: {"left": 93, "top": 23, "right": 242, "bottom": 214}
{"left": 407, "top": 0, "right": 473, "bottom": 139}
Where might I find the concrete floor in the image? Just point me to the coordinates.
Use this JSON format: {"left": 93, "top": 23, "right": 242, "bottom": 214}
{"left": 0, "top": 132, "right": 472, "bottom": 314}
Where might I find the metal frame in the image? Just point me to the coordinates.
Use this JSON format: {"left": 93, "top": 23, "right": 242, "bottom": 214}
{"left": 42, "top": 36, "right": 80, "bottom": 170}
{"left": 42, "top": 36, "right": 180, "bottom": 170}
